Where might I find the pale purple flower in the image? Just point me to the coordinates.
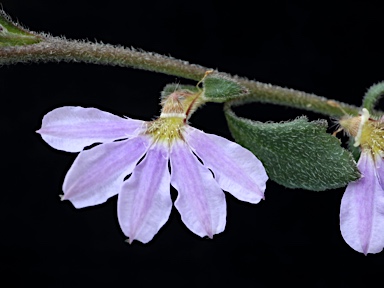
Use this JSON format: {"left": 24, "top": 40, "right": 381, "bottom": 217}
{"left": 340, "top": 150, "right": 384, "bottom": 255}
{"left": 37, "top": 103, "right": 268, "bottom": 243}
{"left": 339, "top": 108, "right": 384, "bottom": 254}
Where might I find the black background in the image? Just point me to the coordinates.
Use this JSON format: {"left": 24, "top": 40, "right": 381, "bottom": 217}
{"left": 1, "top": 1, "right": 384, "bottom": 287}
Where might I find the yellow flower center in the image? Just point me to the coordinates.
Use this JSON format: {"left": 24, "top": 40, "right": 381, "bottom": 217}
{"left": 146, "top": 116, "right": 185, "bottom": 144}
{"left": 339, "top": 108, "right": 384, "bottom": 156}
{"left": 145, "top": 89, "right": 204, "bottom": 145}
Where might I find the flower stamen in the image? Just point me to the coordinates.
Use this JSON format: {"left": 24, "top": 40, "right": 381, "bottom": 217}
{"left": 147, "top": 89, "right": 205, "bottom": 145}
{"left": 338, "top": 108, "right": 384, "bottom": 157}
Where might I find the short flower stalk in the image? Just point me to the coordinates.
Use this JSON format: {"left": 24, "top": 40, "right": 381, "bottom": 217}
{"left": 37, "top": 88, "right": 268, "bottom": 243}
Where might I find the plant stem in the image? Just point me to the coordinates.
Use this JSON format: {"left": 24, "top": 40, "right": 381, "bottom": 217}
{"left": 0, "top": 35, "right": 360, "bottom": 117}
{"left": 232, "top": 78, "right": 360, "bottom": 117}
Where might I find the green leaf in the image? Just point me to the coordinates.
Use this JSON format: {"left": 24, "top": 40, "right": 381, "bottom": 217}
{"left": 202, "top": 74, "right": 248, "bottom": 102}
{"left": 0, "top": 10, "right": 41, "bottom": 47}
{"left": 362, "top": 81, "right": 384, "bottom": 113}
{"left": 225, "top": 109, "right": 360, "bottom": 191}
{"left": 161, "top": 83, "right": 199, "bottom": 99}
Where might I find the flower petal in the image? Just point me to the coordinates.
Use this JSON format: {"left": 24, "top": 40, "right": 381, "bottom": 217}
{"left": 340, "top": 151, "right": 384, "bottom": 254}
{"left": 37, "top": 106, "right": 145, "bottom": 152}
{"left": 117, "top": 143, "right": 172, "bottom": 244}
{"left": 375, "top": 154, "right": 384, "bottom": 189}
{"left": 62, "top": 136, "right": 150, "bottom": 208}
{"left": 184, "top": 126, "right": 267, "bottom": 203}
{"left": 170, "top": 140, "right": 226, "bottom": 238}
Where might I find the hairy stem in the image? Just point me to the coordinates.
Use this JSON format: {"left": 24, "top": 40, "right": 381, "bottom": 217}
{"left": 0, "top": 35, "right": 360, "bottom": 117}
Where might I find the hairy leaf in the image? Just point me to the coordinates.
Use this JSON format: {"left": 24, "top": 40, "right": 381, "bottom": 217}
{"left": 203, "top": 74, "right": 248, "bottom": 102}
{"left": 0, "top": 10, "right": 41, "bottom": 47}
{"left": 225, "top": 109, "right": 360, "bottom": 191}
{"left": 161, "top": 83, "right": 199, "bottom": 99}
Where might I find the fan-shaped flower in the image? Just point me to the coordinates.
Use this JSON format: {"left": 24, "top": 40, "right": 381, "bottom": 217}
{"left": 339, "top": 108, "right": 384, "bottom": 254}
{"left": 37, "top": 89, "right": 268, "bottom": 243}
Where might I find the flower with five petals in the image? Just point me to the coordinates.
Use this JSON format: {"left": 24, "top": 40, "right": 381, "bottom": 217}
{"left": 37, "top": 89, "right": 268, "bottom": 243}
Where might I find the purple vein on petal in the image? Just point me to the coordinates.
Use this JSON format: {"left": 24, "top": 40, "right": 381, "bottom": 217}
{"left": 184, "top": 126, "right": 267, "bottom": 203}
{"left": 117, "top": 143, "right": 172, "bottom": 244}
{"left": 37, "top": 106, "right": 146, "bottom": 152}
{"left": 62, "top": 136, "right": 150, "bottom": 208}
{"left": 170, "top": 140, "right": 226, "bottom": 239}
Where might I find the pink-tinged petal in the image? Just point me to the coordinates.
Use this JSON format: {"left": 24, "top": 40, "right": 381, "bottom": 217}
{"left": 184, "top": 126, "right": 268, "bottom": 203}
{"left": 62, "top": 136, "right": 150, "bottom": 208}
{"left": 340, "top": 151, "right": 384, "bottom": 254}
{"left": 170, "top": 140, "right": 226, "bottom": 238}
{"left": 37, "top": 106, "right": 145, "bottom": 152}
{"left": 117, "top": 144, "right": 172, "bottom": 244}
